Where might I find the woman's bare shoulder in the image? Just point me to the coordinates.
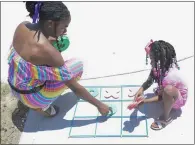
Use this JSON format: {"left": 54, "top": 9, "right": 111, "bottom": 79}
{"left": 13, "top": 21, "right": 65, "bottom": 67}
{"left": 21, "top": 21, "right": 31, "bottom": 25}
{"left": 16, "top": 21, "right": 31, "bottom": 29}
{"left": 30, "top": 43, "right": 65, "bottom": 67}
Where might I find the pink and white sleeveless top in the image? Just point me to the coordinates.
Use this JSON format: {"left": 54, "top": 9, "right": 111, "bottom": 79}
{"left": 153, "top": 65, "right": 188, "bottom": 108}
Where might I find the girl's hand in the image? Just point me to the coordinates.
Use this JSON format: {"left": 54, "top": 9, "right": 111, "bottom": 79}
{"left": 158, "top": 86, "right": 164, "bottom": 96}
{"left": 129, "top": 87, "right": 144, "bottom": 101}
{"left": 134, "top": 87, "right": 144, "bottom": 101}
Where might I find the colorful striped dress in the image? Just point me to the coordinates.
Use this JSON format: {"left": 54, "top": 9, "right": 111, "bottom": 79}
{"left": 8, "top": 47, "right": 83, "bottom": 109}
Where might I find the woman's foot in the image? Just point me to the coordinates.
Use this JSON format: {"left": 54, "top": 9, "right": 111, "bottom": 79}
{"left": 150, "top": 115, "right": 173, "bottom": 130}
{"left": 35, "top": 105, "right": 59, "bottom": 117}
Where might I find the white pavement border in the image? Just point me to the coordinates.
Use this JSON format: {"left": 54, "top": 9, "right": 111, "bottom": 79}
{"left": 1, "top": 2, "right": 194, "bottom": 144}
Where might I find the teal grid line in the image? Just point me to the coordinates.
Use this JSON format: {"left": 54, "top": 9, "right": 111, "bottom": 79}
{"left": 69, "top": 135, "right": 118, "bottom": 138}
{"left": 78, "top": 99, "right": 133, "bottom": 102}
{"left": 69, "top": 85, "right": 148, "bottom": 138}
{"left": 68, "top": 101, "right": 78, "bottom": 137}
{"left": 144, "top": 103, "right": 149, "bottom": 137}
{"left": 74, "top": 116, "right": 146, "bottom": 118}
{"left": 83, "top": 85, "right": 141, "bottom": 88}
{"left": 69, "top": 135, "right": 148, "bottom": 138}
{"left": 94, "top": 88, "right": 102, "bottom": 137}
{"left": 120, "top": 86, "right": 123, "bottom": 137}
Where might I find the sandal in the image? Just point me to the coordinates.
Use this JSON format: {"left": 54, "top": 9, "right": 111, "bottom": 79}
{"left": 105, "top": 104, "right": 117, "bottom": 117}
{"left": 35, "top": 105, "right": 59, "bottom": 117}
{"left": 127, "top": 96, "right": 144, "bottom": 110}
{"left": 150, "top": 117, "right": 173, "bottom": 130}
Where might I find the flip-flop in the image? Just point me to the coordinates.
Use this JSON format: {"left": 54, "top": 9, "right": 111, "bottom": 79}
{"left": 127, "top": 102, "right": 139, "bottom": 110}
{"left": 135, "top": 96, "right": 144, "bottom": 102}
{"left": 127, "top": 96, "right": 144, "bottom": 110}
{"left": 87, "top": 88, "right": 99, "bottom": 97}
{"left": 105, "top": 104, "right": 117, "bottom": 117}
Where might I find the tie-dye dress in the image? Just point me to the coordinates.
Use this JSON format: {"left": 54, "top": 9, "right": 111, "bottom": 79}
{"left": 7, "top": 47, "right": 83, "bottom": 109}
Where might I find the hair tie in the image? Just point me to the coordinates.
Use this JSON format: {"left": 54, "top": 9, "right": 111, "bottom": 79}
{"left": 32, "top": 2, "right": 42, "bottom": 23}
{"left": 145, "top": 39, "right": 154, "bottom": 55}
{"left": 145, "top": 39, "right": 154, "bottom": 65}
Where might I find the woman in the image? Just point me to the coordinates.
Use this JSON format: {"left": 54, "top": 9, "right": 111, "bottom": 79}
{"left": 8, "top": 1, "right": 112, "bottom": 117}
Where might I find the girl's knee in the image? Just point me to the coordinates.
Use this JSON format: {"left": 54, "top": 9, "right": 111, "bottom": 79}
{"left": 163, "top": 85, "right": 179, "bottom": 99}
{"left": 163, "top": 85, "right": 174, "bottom": 94}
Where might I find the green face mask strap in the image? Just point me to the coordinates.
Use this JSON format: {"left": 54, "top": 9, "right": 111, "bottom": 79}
{"left": 53, "top": 22, "right": 61, "bottom": 52}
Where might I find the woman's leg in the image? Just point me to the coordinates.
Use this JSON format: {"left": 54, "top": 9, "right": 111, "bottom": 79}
{"left": 11, "top": 89, "right": 60, "bottom": 117}
{"left": 33, "top": 105, "right": 59, "bottom": 117}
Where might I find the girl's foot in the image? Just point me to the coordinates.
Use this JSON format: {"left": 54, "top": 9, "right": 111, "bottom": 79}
{"left": 150, "top": 115, "right": 173, "bottom": 130}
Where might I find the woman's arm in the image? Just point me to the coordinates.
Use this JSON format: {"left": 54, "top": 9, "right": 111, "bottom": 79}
{"left": 66, "top": 79, "right": 103, "bottom": 107}
{"left": 66, "top": 79, "right": 110, "bottom": 116}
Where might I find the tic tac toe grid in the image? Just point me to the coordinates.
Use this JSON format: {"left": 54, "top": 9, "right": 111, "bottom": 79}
{"left": 69, "top": 85, "right": 148, "bottom": 138}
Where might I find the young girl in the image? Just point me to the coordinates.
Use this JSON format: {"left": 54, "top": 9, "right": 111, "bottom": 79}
{"left": 128, "top": 39, "right": 188, "bottom": 130}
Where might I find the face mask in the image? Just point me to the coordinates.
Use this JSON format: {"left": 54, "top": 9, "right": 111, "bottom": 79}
{"left": 52, "top": 35, "right": 70, "bottom": 52}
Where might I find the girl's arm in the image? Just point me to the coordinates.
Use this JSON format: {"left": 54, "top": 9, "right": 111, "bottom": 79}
{"left": 141, "top": 70, "right": 155, "bottom": 91}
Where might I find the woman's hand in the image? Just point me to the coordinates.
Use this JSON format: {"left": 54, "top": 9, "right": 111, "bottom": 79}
{"left": 97, "top": 104, "right": 110, "bottom": 116}
{"left": 66, "top": 79, "right": 110, "bottom": 116}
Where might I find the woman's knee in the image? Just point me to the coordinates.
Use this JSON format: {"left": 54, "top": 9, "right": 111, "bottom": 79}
{"left": 67, "top": 58, "right": 84, "bottom": 72}
{"left": 74, "top": 59, "right": 84, "bottom": 77}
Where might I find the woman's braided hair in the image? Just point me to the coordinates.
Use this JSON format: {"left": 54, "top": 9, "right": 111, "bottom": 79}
{"left": 25, "top": 1, "right": 70, "bottom": 21}
{"left": 24, "top": 1, "right": 70, "bottom": 51}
